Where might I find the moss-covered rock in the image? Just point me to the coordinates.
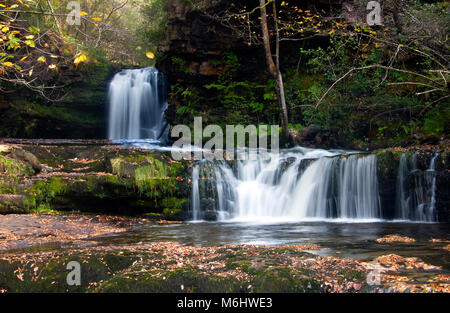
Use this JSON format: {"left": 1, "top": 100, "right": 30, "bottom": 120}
{"left": 0, "top": 142, "right": 191, "bottom": 217}
{"left": 0, "top": 253, "right": 138, "bottom": 293}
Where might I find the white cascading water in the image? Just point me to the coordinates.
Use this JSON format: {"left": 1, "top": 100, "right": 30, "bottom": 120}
{"left": 191, "top": 148, "right": 382, "bottom": 222}
{"left": 191, "top": 166, "right": 200, "bottom": 221}
{"left": 396, "top": 153, "right": 410, "bottom": 219}
{"left": 105, "top": 68, "right": 440, "bottom": 223}
{"left": 108, "top": 67, "right": 169, "bottom": 141}
{"left": 395, "top": 152, "right": 438, "bottom": 222}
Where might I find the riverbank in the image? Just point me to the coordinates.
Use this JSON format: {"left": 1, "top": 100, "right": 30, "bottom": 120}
{"left": 0, "top": 213, "right": 152, "bottom": 252}
{"left": 0, "top": 212, "right": 448, "bottom": 293}
{"left": 0, "top": 230, "right": 448, "bottom": 293}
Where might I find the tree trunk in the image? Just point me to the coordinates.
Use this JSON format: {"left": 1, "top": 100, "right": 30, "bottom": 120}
{"left": 259, "top": 0, "right": 289, "bottom": 139}
{"left": 392, "top": 0, "right": 403, "bottom": 34}
{"left": 46, "top": 0, "right": 63, "bottom": 37}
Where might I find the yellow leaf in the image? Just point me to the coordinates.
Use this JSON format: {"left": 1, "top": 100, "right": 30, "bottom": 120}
{"left": 2, "top": 62, "right": 13, "bottom": 67}
{"left": 80, "top": 11, "right": 88, "bottom": 16}
{"left": 90, "top": 17, "right": 102, "bottom": 22}
{"left": 48, "top": 64, "right": 57, "bottom": 69}
{"left": 74, "top": 54, "right": 87, "bottom": 67}
{"left": 24, "top": 35, "right": 34, "bottom": 39}
{"left": 19, "top": 56, "right": 28, "bottom": 62}
{"left": 146, "top": 51, "right": 155, "bottom": 59}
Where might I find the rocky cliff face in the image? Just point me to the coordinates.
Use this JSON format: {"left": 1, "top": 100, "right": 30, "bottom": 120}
{"left": 156, "top": 0, "right": 267, "bottom": 131}
{"left": 155, "top": 0, "right": 370, "bottom": 146}
{"left": 0, "top": 63, "right": 115, "bottom": 139}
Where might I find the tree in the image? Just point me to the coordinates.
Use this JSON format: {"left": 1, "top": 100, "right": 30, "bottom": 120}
{"left": 0, "top": 0, "right": 158, "bottom": 99}
{"left": 259, "top": 0, "right": 288, "bottom": 138}
{"left": 194, "top": 0, "right": 328, "bottom": 139}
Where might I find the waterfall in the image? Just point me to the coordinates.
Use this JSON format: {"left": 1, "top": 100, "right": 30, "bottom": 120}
{"left": 338, "top": 155, "right": 381, "bottom": 219}
{"left": 395, "top": 152, "right": 439, "bottom": 222}
{"left": 396, "top": 154, "right": 410, "bottom": 219}
{"left": 191, "top": 166, "right": 200, "bottom": 221}
{"left": 190, "top": 148, "right": 382, "bottom": 222}
{"left": 411, "top": 153, "right": 438, "bottom": 222}
{"left": 108, "top": 67, "right": 169, "bottom": 141}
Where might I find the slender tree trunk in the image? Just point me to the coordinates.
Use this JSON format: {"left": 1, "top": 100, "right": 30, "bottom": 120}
{"left": 259, "top": 0, "right": 289, "bottom": 139}
{"left": 46, "top": 0, "right": 63, "bottom": 37}
{"left": 392, "top": 0, "right": 403, "bottom": 34}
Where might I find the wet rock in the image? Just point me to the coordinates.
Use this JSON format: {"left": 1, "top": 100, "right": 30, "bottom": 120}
{"left": 9, "top": 147, "right": 42, "bottom": 174}
{"left": 289, "top": 125, "right": 329, "bottom": 148}
{"left": 0, "top": 195, "right": 28, "bottom": 213}
{"left": 0, "top": 142, "right": 192, "bottom": 217}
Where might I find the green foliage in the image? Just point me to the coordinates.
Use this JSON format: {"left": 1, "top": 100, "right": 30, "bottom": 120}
{"left": 202, "top": 52, "right": 278, "bottom": 123}
{"left": 423, "top": 105, "right": 449, "bottom": 137}
{"left": 24, "top": 177, "right": 68, "bottom": 211}
{"left": 172, "top": 84, "right": 200, "bottom": 116}
{"left": 140, "top": 0, "right": 168, "bottom": 58}
{"left": 0, "top": 155, "right": 33, "bottom": 178}
{"left": 283, "top": 28, "right": 449, "bottom": 148}
{"left": 172, "top": 57, "right": 191, "bottom": 75}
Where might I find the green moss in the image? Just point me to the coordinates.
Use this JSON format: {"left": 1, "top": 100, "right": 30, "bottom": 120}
{"left": 103, "top": 175, "right": 120, "bottom": 185}
{"left": 94, "top": 267, "right": 245, "bottom": 293}
{"left": 0, "top": 155, "right": 33, "bottom": 178}
{"left": 143, "top": 212, "right": 163, "bottom": 218}
{"left": 23, "top": 177, "right": 68, "bottom": 212}
{"left": 0, "top": 253, "right": 137, "bottom": 293}
{"left": 251, "top": 267, "right": 322, "bottom": 293}
{"left": 340, "top": 268, "right": 365, "bottom": 281}
{"left": 161, "top": 197, "right": 186, "bottom": 217}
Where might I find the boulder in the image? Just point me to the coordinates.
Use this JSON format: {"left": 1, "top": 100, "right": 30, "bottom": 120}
{"left": 9, "top": 147, "right": 42, "bottom": 174}
{"left": 290, "top": 125, "right": 328, "bottom": 148}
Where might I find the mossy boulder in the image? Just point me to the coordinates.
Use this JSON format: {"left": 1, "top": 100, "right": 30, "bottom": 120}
{"left": 0, "top": 142, "right": 192, "bottom": 217}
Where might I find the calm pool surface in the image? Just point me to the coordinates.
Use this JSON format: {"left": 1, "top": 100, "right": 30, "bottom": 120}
{"left": 93, "top": 221, "right": 450, "bottom": 269}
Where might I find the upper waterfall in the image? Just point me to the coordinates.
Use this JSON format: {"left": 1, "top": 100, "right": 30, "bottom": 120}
{"left": 108, "top": 67, "right": 169, "bottom": 142}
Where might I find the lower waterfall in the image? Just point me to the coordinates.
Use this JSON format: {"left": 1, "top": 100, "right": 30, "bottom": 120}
{"left": 396, "top": 152, "right": 439, "bottom": 222}
{"left": 191, "top": 148, "right": 382, "bottom": 222}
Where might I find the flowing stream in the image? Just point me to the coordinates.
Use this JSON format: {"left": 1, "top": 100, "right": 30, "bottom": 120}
{"left": 107, "top": 67, "right": 441, "bottom": 224}
{"left": 191, "top": 149, "right": 440, "bottom": 223}
{"left": 191, "top": 149, "right": 383, "bottom": 222}
{"left": 396, "top": 152, "right": 439, "bottom": 222}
